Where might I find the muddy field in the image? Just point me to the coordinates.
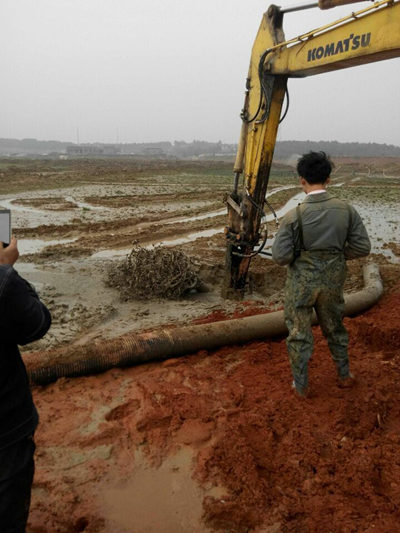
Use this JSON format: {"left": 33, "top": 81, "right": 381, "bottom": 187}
{"left": 1, "top": 157, "right": 400, "bottom": 532}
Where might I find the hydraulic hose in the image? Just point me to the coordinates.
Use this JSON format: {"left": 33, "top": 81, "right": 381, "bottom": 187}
{"left": 26, "top": 263, "right": 382, "bottom": 386}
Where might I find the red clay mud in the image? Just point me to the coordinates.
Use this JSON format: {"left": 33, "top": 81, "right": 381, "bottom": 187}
{"left": 192, "top": 300, "right": 272, "bottom": 325}
{"left": 195, "top": 289, "right": 400, "bottom": 532}
{"left": 28, "top": 285, "right": 400, "bottom": 532}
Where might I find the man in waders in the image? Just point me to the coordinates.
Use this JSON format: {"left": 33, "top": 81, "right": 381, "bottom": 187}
{"left": 272, "top": 152, "right": 371, "bottom": 397}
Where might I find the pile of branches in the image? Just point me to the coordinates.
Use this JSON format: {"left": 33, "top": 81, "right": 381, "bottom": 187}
{"left": 106, "top": 245, "right": 202, "bottom": 300}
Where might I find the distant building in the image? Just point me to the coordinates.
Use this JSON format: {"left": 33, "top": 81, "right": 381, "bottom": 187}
{"left": 66, "top": 144, "right": 118, "bottom": 156}
{"left": 142, "top": 146, "right": 166, "bottom": 157}
{"left": 284, "top": 153, "right": 302, "bottom": 167}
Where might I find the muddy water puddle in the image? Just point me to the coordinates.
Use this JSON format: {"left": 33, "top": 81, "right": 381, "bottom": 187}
{"left": 91, "top": 228, "right": 223, "bottom": 260}
{"left": 89, "top": 185, "right": 399, "bottom": 261}
{"left": 18, "top": 237, "right": 78, "bottom": 254}
{"left": 356, "top": 202, "right": 400, "bottom": 263}
{"left": 0, "top": 184, "right": 187, "bottom": 229}
{"left": 90, "top": 187, "right": 301, "bottom": 260}
{"left": 135, "top": 186, "right": 296, "bottom": 227}
{"left": 3, "top": 185, "right": 296, "bottom": 258}
{"left": 165, "top": 209, "right": 225, "bottom": 224}
{"left": 64, "top": 195, "right": 104, "bottom": 210}
{"left": 0, "top": 197, "right": 74, "bottom": 228}
{"left": 8, "top": 180, "right": 398, "bottom": 264}
{"left": 99, "top": 448, "right": 214, "bottom": 533}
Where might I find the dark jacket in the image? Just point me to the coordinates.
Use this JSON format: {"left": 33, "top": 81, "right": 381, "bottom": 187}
{"left": 0, "top": 265, "right": 51, "bottom": 449}
{"left": 272, "top": 191, "right": 371, "bottom": 266}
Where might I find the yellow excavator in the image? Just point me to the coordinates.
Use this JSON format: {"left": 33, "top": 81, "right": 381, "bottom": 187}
{"left": 224, "top": 0, "right": 400, "bottom": 297}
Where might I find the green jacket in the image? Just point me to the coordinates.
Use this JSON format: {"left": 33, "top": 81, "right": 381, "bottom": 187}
{"left": 271, "top": 191, "right": 371, "bottom": 266}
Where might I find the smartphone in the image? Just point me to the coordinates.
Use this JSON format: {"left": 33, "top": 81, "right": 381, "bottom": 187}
{"left": 0, "top": 210, "right": 11, "bottom": 248}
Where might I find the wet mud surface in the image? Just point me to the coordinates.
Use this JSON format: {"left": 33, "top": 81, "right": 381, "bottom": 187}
{"left": 0, "top": 157, "right": 399, "bottom": 532}
{"left": 29, "top": 287, "right": 400, "bottom": 533}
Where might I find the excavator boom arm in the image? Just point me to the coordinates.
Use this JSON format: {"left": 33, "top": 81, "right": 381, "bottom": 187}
{"left": 266, "top": 1, "right": 400, "bottom": 77}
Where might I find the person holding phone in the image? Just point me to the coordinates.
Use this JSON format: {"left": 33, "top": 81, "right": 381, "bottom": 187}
{"left": 0, "top": 237, "right": 52, "bottom": 532}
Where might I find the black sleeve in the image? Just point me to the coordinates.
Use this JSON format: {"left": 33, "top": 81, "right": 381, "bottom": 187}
{"left": 2, "top": 268, "right": 52, "bottom": 346}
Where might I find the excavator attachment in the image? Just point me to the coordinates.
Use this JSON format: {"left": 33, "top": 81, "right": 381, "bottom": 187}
{"left": 223, "top": 6, "right": 288, "bottom": 298}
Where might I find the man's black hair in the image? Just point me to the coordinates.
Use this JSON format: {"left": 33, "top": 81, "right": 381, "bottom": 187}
{"left": 296, "top": 151, "right": 333, "bottom": 184}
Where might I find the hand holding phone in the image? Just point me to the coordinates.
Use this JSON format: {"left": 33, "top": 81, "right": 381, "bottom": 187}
{"left": 0, "top": 237, "right": 19, "bottom": 266}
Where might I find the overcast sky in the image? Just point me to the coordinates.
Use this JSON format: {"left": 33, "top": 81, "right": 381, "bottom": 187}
{"left": 1, "top": 0, "right": 399, "bottom": 145}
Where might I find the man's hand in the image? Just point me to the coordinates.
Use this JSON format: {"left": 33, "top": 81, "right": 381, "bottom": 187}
{"left": 0, "top": 237, "right": 19, "bottom": 266}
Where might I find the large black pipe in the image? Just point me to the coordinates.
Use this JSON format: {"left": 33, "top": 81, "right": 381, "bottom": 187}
{"left": 26, "top": 263, "right": 382, "bottom": 385}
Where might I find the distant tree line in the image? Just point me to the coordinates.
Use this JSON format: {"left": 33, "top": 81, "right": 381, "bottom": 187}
{"left": 0, "top": 137, "right": 399, "bottom": 158}
{"left": 274, "top": 140, "right": 400, "bottom": 158}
